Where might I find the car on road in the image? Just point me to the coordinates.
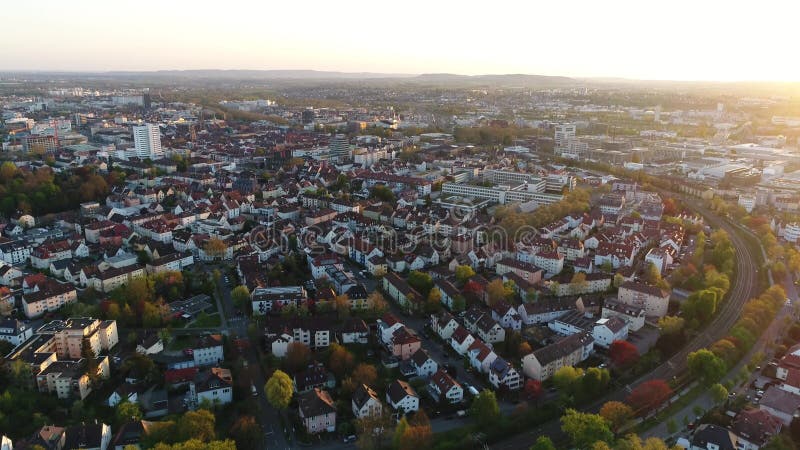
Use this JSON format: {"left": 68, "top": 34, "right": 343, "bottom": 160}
{"left": 251, "top": 384, "right": 258, "bottom": 397}
{"left": 342, "top": 435, "right": 356, "bottom": 443}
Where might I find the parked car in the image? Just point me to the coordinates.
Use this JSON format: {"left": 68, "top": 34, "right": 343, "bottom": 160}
{"left": 343, "top": 435, "right": 357, "bottom": 443}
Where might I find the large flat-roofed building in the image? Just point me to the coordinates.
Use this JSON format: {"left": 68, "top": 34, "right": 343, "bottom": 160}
{"left": 482, "top": 169, "right": 545, "bottom": 191}
{"left": 23, "top": 134, "right": 58, "bottom": 153}
{"left": 251, "top": 286, "right": 307, "bottom": 315}
{"left": 441, "top": 182, "right": 562, "bottom": 205}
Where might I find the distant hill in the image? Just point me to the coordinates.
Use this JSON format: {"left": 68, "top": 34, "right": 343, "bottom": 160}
{"left": 107, "top": 69, "right": 416, "bottom": 80}
{"left": 413, "top": 73, "right": 576, "bottom": 87}
{"left": 3, "top": 69, "right": 577, "bottom": 87}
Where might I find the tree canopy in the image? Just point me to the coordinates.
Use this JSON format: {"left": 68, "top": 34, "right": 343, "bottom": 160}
{"left": 265, "top": 370, "right": 293, "bottom": 410}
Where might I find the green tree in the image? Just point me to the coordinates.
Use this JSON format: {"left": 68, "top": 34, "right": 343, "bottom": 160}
{"left": 687, "top": 349, "right": 727, "bottom": 385}
{"left": 9, "top": 358, "right": 32, "bottom": 388}
{"left": 152, "top": 440, "right": 236, "bottom": 450}
{"left": 452, "top": 295, "right": 466, "bottom": 312}
{"left": 581, "top": 367, "right": 611, "bottom": 397}
{"left": 407, "top": 271, "right": 433, "bottom": 297}
{"left": 393, "top": 416, "right": 409, "bottom": 450}
{"left": 176, "top": 409, "right": 216, "bottom": 442}
{"left": 553, "top": 366, "right": 584, "bottom": 398}
{"left": 530, "top": 436, "right": 557, "bottom": 450}
{"left": 667, "top": 419, "right": 678, "bottom": 434}
{"left": 231, "top": 285, "right": 250, "bottom": 309}
{"left": 710, "top": 383, "right": 728, "bottom": 404}
{"left": 657, "top": 316, "right": 685, "bottom": 335}
{"left": 762, "top": 435, "right": 798, "bottom": 450}
{"left": 116, "top": 401, "right": 143, "bottom": 424}
{"left": 265, "top": 370, "right": 293, "bottom": 410}
{"left": 425, "top": 288, "right": 443, "bottom": 314}
{"left": 455, "top": 265, "right": 476, "bottom": 283}
{"left": 470, "top": 390, "right": 500, "bottom": 427}
{"left": 0, "top": 162, "right": 18, "bottom": 183}
{"left": 560, "top": 409, "right": 614, "bottom": 449}
{"left": 486, "top": 278, "right": 513, "bottom": 306}
{"left": 370, "top": 185, "right": 396, "bottom": 202}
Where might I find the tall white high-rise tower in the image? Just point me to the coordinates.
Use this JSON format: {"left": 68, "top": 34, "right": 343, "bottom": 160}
{"left": 131, "top": 123, "right": 163, "bottom": 159}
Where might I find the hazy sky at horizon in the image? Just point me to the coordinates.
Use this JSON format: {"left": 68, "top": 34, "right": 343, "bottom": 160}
{"left": 3, "top": 0, "right": 799, "bottom": 81}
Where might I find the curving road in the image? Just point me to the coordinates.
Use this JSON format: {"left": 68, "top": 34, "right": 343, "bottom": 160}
{"left": 491, "top": 198, "right": 762, "bottom": 449}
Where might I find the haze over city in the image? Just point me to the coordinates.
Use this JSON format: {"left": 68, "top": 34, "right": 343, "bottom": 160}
{"left": 3, "top": 0, "right": 800, "bottom": 82}
{"left": 4, "top": 2, "right": 800, "bottom": 450}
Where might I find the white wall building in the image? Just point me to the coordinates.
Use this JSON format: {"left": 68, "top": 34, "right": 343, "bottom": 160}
{"left": 129, "top": 124, "right": 163, "bottom": 159}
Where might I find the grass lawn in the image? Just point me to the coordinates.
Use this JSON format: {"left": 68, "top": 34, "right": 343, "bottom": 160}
{"left": 187, "top": 312, "right": 222, "bottom": 328}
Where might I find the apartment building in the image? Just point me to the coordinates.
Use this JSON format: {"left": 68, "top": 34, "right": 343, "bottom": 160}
{"left": 22, "top": 281, "right": 78, "bottom": 318}
{"left": 522, "top": 332, "right": 594, "bottom": 381}
{"left": 617, "top": 281, "right": 671, "bottom": 319}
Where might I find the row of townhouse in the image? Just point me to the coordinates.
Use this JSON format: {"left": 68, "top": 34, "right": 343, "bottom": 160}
{"left": 430, "top": 311, "right": 522, "bottom": 392}
{"left": 522, "top": 332, "right": 595, "bottom": 381}
{"left": 382, "top": 272, "right": 423, "bottom": 312}
{"left": 85, "top": 264, "right": 147, "bottom": 293}
{"left": 22, "top": 279, "right": 78, "bottom": 318}
{"left": 264, "top": 317, "right": 362, "bottom": 353}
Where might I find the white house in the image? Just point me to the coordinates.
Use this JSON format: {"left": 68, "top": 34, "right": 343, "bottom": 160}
{"left": 192, "top": 334, "right": 224, "bottom": 367}
{"left": 450, "top": 326, "right": 475, "bottom": 355}
{"left": 428, "top": 369, "right": 463, "bottom": 404}
{"left": 430, "top": 311, "right": 459, "bottom": 340}
{"left": 468, "top": 340, "right": 498, "bottom": 374}
{"left": 352, "top": 384, "right": 382, "bottom": 419}
{"left": 592, "top": 317, "right": 629, "bottom": 348}
{"left": 601, "top": 299, "right": 646, "bottom": 332}
{"left": 107, "top": 383, "right": 139, "bottom": 407}
{"left": 410, "top": 348, "right": 438, "bottom": 378}
{"left": 386, "top": 380, "right": 419, "bottom": 414}
{"left": 488, "top": 357, "right": 522, "bottom": 391}
{"left": 189, "top": 367, "right": 233, "bottom": 408}
{"left": 0, "top": 318, "right": 33, "bottom": 347}
{"left": 270, "top": 333, "right": 294, "bottom": 358}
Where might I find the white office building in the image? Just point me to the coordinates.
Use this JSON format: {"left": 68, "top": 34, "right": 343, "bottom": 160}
{"left": 554, "top": 123, "right": 576, "bottom": 150}
{"left": 129, "top": 124, "right": 163, "bottom": 159}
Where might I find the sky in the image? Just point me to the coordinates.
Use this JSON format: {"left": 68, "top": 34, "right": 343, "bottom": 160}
{"left": 3, "top": 0, "right": 799, "bottom": 82}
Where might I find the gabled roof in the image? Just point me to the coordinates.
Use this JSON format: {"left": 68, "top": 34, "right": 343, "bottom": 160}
{"left": 691, "top": 424, "right": 738, "bottom": 450}
{"left": 731, "top": 408, "right": 782, "bottom": 446}
{"left": 430, "top": 368, "right": 460, "bottom": 393}
{"left": 298, "top": 388, "right": 336, "bottom": 417}
{"left": 352, "top": 383, "right": 380, "bottom": 410}
{"left": 387, "top": 379, "right": 418, "bottom": 404}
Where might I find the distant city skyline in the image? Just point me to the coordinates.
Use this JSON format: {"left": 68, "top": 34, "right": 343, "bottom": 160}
{"left": 3, "top": 0, "right": 799, "bottom": 82}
